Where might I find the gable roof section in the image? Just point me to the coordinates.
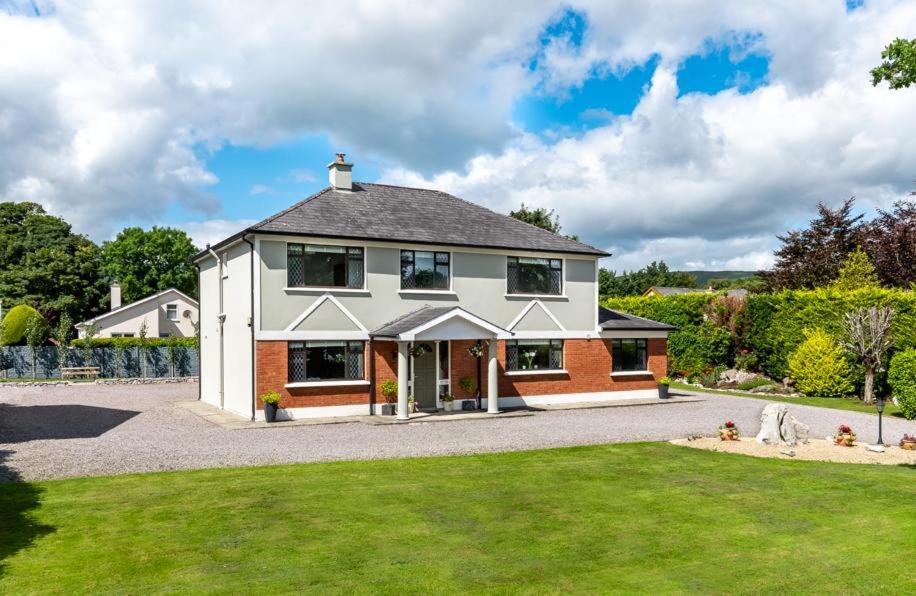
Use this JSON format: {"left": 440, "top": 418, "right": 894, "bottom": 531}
{"left": 76, "top": 288, "right": 198, "bottom": 328}
{"left": 371, "top": 305, "right": 509, "bottom": 340}
{"left": 598, "top": 307, "right": 678, "bottom": 331}
{"left": 506, "top": 300, "right": 565, "bottom": 332}
{"left": 201, "top": 183, "right": 608, "bottom": 258}
{"left": 284, "top": 293, "right": 367, "bottom": 333}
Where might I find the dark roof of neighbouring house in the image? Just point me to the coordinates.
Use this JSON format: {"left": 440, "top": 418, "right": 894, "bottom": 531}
{"left": 644, "top": 286, "right": 704, "bottom": 296}
{"left": 598, "top": 307, "right": 678, "bottom": 331}
{"left": 197, "top": 182, "right": 608, "bottom": 259}
{"left": 371, "top": 305, "right": 508, "bottom": 338}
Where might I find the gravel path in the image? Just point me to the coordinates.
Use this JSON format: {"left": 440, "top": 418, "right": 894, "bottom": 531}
{"left": 2, "top": 384, "right": 915, "bottom": 481}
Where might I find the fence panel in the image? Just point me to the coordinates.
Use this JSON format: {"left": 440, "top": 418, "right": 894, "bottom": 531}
{"left": 0, "top": 346, "right": 199, "bottom": 379}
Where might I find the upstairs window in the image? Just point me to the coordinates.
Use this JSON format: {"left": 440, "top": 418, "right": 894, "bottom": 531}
{"left": 507, "top": 257, "right": 562, "bottom": 295}
{"left": 506, "top": 339, "right": 564, "bottom": 371}
{"left": 288, "top": 340, "right": 365, "bottom": 382}
{"left": 166, "top": 304, "right": 178, "bottom": 321}
{"left": 400, "top": 250, "right": 450, "bottom": 290}
{"left": 612, "top": 339, "right": 648, "bottom": 372}
{"left": 288, "top": 244, "right": 364, "bottom": 289}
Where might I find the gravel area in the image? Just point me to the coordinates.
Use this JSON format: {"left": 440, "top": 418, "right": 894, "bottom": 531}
{"left": 2, "top": 384, "right": 915, "bottom": 481}
{"left": 672, "top": 437, "right": 916, "bottom": 465}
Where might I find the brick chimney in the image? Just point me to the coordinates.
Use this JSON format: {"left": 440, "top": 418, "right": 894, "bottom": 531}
{"left": 327, "top": 153, "right": 353, "bottom": 191}
{"left": 110, "top": 282, "right": 121, "bottom": 310}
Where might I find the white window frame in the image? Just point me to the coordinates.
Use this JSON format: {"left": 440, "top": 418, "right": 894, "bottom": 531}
{"left": 166, "top": 304, "right": 179, "bottom": 321}
{"left": 398, "top": 248, "right": 454, "bottom": 294}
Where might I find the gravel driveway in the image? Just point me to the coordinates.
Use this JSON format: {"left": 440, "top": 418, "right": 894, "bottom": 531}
{"left": 2, "top": 383, "right": 914, "bottom": 481}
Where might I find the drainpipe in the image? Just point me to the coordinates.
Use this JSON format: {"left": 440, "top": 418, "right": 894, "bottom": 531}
{"left": 207, "top": 245, "right": 225, "bottom": 410}
{"left": 242, "top": 235, "right": 256, "bottom": 421}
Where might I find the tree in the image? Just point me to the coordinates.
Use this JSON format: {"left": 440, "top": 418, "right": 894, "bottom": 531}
{"left": 787, "top": 329, "right": 855, "bottom": 398}
{"left": 0, "top": 202, "right": 107, "bottom": 322}
{"left": 599, "top": 261, "right": 697, "bottom": 297}
{"left": 24, "top": 311, "right": 49, "bottom": 379}
{"left": 509, "top": 203, "right": 562, "bottom": 234}
{"left": 81, "top": 322, "right": 99, "bottom": 368}
{"left": 138, "top": 319, "right": 149, "bottom": 378}
{"left": 858, "top": 199, "right": 916, "bottom": 287}
{"left": 52, "top": 313, "right": 73, "bottom": 371}
{"left": 763, "top": 198, "right": 863, "bottom": 290}
{"left": 871, "top": 38, "right": 916, "bottom": 90}
{"left": 829, "top": 247, "right": 879, "bottom": 291}
{"left": 842, "top": 306, "right": 894, "bottom": 405}
{"left": 100, "top": 227, "right": 200, "bottom": 304}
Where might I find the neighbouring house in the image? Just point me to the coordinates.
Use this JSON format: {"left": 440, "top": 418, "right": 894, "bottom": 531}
{"left": 642, "top": 286, "right": 748, "bottom": 298}
{"left": 75, "top": 284, "right": 199, "bottom": 339}
{"left": 194, "top": 154, "right": 676, "bottom": 421}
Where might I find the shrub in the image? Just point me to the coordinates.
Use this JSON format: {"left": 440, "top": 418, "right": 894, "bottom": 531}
{"left": 70, "top": 336, "right": 198, "bottom": 349}
{"left": 260, "top": 390, "right": 281, "bottom": 405}
{"left": 734, "top": 349, "right": 759, "bottom": 371}
{"left": 0, "top": 305, "right": 43, "bottom": 346}
{"left": 787, "top": 329, "right": 855, "bottom": 398}
{"left": 379, "top": 379, "right": 398, "bottom": 403}
{"left": 458, "top": 376, "right": 477, "bottom": 395}
{"left": 658, "top": 376, "right": 671, "bottom": 385}
{"left": 888, "top": 349, "right": 916, "bottom": 420}
{"left": 737, "top": 377, "right": 772, "bottom": 391}
{"left": 667, "top": 322, "right": 732, "bottom": 376}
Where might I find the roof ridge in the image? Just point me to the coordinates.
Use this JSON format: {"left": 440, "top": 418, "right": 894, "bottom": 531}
{"left": 250, "top": 186, "right": 333, "bottom": 230}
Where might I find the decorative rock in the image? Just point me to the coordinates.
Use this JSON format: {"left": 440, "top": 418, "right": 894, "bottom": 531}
{"left": 755, "top": 403, "right": 809, "bottom": 446}
{"left": 749, "top": 385, "right": 776, "bottom": 393}
{"left": 866, "top": 445, "right": 886, "bottom": 453}
{"left": 780, "top": 449, "right": 796, "bottom": 457}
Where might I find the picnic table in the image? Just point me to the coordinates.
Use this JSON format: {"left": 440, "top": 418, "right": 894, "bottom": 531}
{"left": 60, "top": 366, "right": 101, "bottom": 380}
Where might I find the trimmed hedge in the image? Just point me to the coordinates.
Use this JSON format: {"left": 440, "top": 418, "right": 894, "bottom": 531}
{"left": 70, "top": 336, "right": 198, "bottom": 349}
{"left": 0, "top": 304, "right": 44, "bottom": 346}
{"left": 888, "top": 349, "right": 916, "bottom": 420}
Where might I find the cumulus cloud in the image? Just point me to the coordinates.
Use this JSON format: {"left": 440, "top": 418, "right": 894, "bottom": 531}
{"left": 175, "top": 219, "right": 257, "bottom": 251}
{"left": 385, "top": 0, "right": 916, "bottom": 269}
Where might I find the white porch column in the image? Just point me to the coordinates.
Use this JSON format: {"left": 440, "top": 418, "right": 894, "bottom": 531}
{"left": 397, "top": 341, "right": 409, "bottom": 421}
{"left": 487, "top": 339, "right": 499, "bottom": 414}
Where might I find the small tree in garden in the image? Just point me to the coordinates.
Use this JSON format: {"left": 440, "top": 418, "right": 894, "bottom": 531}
{"left": 81, "top": 321, "right": 99, "bottom": 367}
{"left": 138, "top": 319, "right": 149, "bottom": 378}
{"left": 787, "top": 329, "right": 854, "bottom": 398}
{"left": 24, "top": 312, "right": 49, "bottom": 379}
{"left": 829, "top": 247, "right": 879, "bottom": 291}
{"left": 379, "top": 379, "right": 398, "bottom": 404}
{"left": 52, "top": 313, "right": 73, "bottom": 374}
{"left": 842, "top": 306, "right": 895, "bottom": 404}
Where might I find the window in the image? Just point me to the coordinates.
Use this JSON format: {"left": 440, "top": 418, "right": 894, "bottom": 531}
{"left": 400, "top": 250, "right": 449, "bottom": 290}
{"left": 507, "top": 257, "right": 562, "bottom": 295}
{"left": 166, "top": 304, "right": 178, "bottom": 321}
{"left": 287, "top": 244, "right": 364, "bottom": 289}
{"left": 506, "top": 339, "right": 563, "bottom": 371}
{"left": 288, "top": 341, "right": 365, "bottom": 382}
{"left": 111, "top": 333, "right": 135, "bottom": 338}
{"left": 612, "top": 339, "right": 648, "bottom": 372}
{"left": 159, "top": 333, "right": 170, "bottom": 338}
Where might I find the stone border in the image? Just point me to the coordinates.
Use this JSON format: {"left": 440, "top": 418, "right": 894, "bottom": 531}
{"left": 0, "top": 377, "right": 198, "bottom": 388}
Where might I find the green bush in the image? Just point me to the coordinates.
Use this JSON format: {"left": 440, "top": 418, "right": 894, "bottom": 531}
{"left": 70, "top": 336, "right": 198, "bottom": 349}
{"left": 787, "top": 329, "right": 855, "bottom": 398}
{"left": 379, "top": 379, "right": 398, "bottom": 403}
{"left": 737, "top": 377, "right": 772, "bottom": 391}
{"left": 0, "top": 305, "right": 43, "bottom": 345}
{"left": 888, "top": 349, "right": 916, "bottom": 420}
{"left": 666, "top": 322, "right": 732, "bottom": 376}
{"left": 260, "top": 390, "right": 281, "bottom": 405}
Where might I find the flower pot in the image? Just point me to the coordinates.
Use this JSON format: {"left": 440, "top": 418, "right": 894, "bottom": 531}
{"left": 901, "top": 441, "right": 916, "bottom": 451}
{"left": 835, "top": 434, "right": 855, "bottom": 446}
{"left": 658, "top": 384, "right": 670, "bottom": 399}
{"left": 718, "top": 429, "right": 738, "bottom": 441}
{"left": 442, "top": 401, "right": 453, "bottom": 412}
{"left": 380, "top": 403, "right": 396, "bottom": 416}
{"left": 264, "top": 402, "right": 278, "bottom": 423}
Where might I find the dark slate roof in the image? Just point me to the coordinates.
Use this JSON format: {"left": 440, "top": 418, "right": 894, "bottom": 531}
{"left": 371, "top": 305, "right": 508, "bottom": 338}
{"left": 598, "top": 307, "right": 678, "bottom": 331}
{"left": 646, "top": 286, "right": 703, "bottom": 296}
{"left": 239, "top": 183, "right": 607, "bottom": 256}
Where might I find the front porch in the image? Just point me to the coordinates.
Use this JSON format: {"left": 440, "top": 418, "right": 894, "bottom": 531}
{"left": 371, "top": 305, "right": 511, "bottom": 420}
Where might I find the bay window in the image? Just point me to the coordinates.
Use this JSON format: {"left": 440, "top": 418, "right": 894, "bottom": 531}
{"left": 288, "top": 341, "right": 365, "bottom": 382}
{"left": 611, "top": 339, "right": 648, "bottom": 372}
{"left": 507, "top": 257, "right": 562, "bottom": 295}
{"left": 287, "top": 243, "right": 364, "bottom": 289}
{"left": 506, "top": 339, "right": 563, "bottom": 371}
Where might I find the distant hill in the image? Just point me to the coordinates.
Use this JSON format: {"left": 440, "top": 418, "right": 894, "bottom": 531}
{"left": 680, "top": 271, "right": 759, "bottom": 286}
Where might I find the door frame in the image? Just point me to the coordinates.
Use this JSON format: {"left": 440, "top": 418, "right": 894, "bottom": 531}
{"left": 409, "top": 340, "right": 451, "bottom": 410}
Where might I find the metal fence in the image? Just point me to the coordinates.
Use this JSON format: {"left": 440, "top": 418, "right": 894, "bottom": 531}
{"left": 0, "top": 345, "right": 199, "bottom": 379}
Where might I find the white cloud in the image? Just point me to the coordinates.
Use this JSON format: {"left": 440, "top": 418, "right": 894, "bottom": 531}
{"left": 175, "top": 219, "right": 257, "bottom": 250}
{"left": 249, "top": 184, "right": 269, "bottom": 195}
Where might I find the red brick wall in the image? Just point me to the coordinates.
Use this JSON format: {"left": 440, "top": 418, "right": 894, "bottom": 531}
{"left": 255, "top": 337, "right": 667, "bottom": 410}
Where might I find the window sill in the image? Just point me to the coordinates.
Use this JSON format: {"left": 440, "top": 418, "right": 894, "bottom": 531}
{"left": 504, "top": 294, "right": 568, "bottom": 300}
{"left": 284, "top": 287, "right": 370, "bottom": 295}
{"left": 285, "top": 380, "right": 370, "bottom": 388}
{"left": 610, "top": 371, "right": 653, "bottom": 377}
{"left": 505, "top": 369, "right": 568, "bottom": 376}
{"left": 399, "top": 289, "right": 457, "bottom": 296}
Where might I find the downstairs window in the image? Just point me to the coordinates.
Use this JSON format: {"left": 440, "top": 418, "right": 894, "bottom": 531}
{"left": 288, "top": 341, "right": 365, "bottom": 382}
{"left": 506, "top": 339, "right": 563, "bottom": 371}
{"left": 611, "top": 339, "right": 648, "bottom": 372}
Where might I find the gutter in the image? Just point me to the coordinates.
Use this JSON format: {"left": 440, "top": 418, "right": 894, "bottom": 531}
{"left": 242, "top": 235, "right": 256, "bottom": 421}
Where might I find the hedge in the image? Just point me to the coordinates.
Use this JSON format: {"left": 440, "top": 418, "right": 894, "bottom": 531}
{"left": 70, "top": 336, "right": 199, "bottom": 349}
{"left": 888, "top": 349, "right": 916, "bottom": 420}
{"left": 0, "top": 304, "right": 44, "bottom": 346}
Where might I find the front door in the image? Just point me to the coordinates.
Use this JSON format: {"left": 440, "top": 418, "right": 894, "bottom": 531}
{"left": 412, "top": 343, "right": 438, "bottom": 410}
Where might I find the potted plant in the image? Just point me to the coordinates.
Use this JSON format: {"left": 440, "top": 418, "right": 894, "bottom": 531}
{"left": 899, "top": 434, "right": 916, "bottom": 451}
{"left": 379, "top": 379, "right": 397, "bottom": 416}
{"left": 834, "top": 424, "right": 856, "bottom": 446}
{"left": 658, "top": 376, "right": 671, "bottom": 399}
{"left": 261, "top": 390, "right": 281, "bottom": 423}
{"left": 441, "top": 393, "right": 455, "bottom": 412}
{"left": 718, "top": 421, "right": 740, "bottom": 441}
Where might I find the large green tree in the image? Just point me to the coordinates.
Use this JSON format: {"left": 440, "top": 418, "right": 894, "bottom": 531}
{"left": 871, "top": 38, "right": 916, "bottom": 90}
{"left": 509, "top": 203, "right": 562, "bottom": 234}
{"left": 100, "top": 227, "right": 200, "bottom": 303}
{"left": 0, "top": 202, "right": 106, "bottom": 322}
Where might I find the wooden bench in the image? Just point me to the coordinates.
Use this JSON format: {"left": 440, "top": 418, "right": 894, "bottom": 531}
{"left": 61, "top": 366, "right": 101, "bottom": 380}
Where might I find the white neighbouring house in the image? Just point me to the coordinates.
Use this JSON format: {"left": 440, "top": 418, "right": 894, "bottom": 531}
{"left": 75, "top": 283, "right": 199, "bottom": 339}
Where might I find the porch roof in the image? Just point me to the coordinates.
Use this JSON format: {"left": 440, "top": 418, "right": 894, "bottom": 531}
{"left": 371, "top": 305, "right": 511, "bottom": 341}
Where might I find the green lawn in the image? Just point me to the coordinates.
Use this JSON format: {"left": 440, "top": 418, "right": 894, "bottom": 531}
{"left": 672, "top": 381, "right": 906, "bottom": 418}
{"left": 1, "top": 444, "right": 914, "bottom": 594}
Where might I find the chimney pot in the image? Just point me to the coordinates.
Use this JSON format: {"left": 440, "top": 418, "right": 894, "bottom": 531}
{"left": 327, "top": 153, "right": 353, "bottom": 191}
